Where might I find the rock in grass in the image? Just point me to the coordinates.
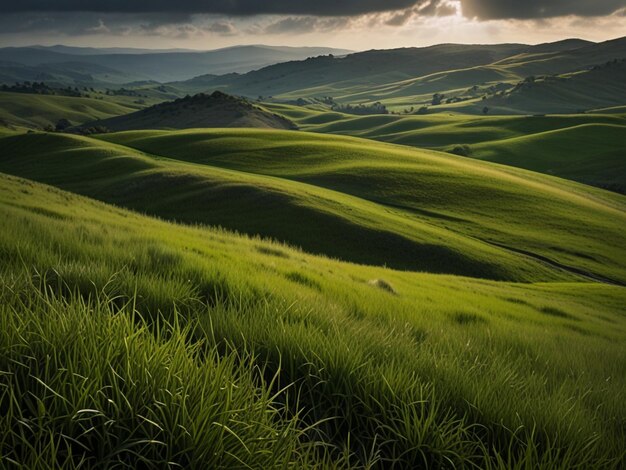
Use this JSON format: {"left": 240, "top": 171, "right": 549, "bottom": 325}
{"left": 367, "top": 279, "right": 396, "bottom": 294}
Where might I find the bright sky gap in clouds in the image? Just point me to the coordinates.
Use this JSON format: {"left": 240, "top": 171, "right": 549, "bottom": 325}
{"left": 0, "top": 1, "right": 624, "bottom": 49}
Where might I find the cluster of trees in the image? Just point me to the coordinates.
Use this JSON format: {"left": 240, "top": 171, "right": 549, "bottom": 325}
{"left": 331, "top": 102, "right": 388, "bottom": 115}
{"left": 37, "top": 118, "right": 109, "bottom": 135}
{"left": 149, "top": 91, "right": 248, "bottom": 114}
{"left": 55, "top": 118, "right": 72, "bottom": 131}
{"left": 0, "top": 81, "right": 116, "bottom": 100}
{"left": 464, "top": 82, "right": 512, "bottom": 101}
{"left": 292, "top": 89, "right": 494, "bottom": 116}
{"left": 432, "top": 92, "right": 472, "bottom": 106}
{"left": 46, "top": 118, "right": 109, "bottom": 135}
{"left": 105, "top": 88, "right": 148, "bottom": 98}
{"left": 445, "top": 96, "right": 470, "bottom": 104}
{"left": 290, "top": 96, "right": 337, "bottom": 107}
{"left": 432, "top": 93, "right": 445, "bottom": 105}
{"left": 303, "top": 54, "right": 335, "bottom": 62}
{"left": 318, "top": 96, "right": 336, "bottom": 106}
{"left": 590, "top": 58, "right": 625, "bottom": 71}
{"left": 1, "top": 81, "right": 83, "bottom": 97}
{"left": 509, "top": 75, "right": 539, "bottom": 93}
{"left": 73, "top": 125, "right": 110, "bottom": 135}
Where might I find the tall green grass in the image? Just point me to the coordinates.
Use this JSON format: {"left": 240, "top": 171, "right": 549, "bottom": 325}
{"left": 0, "top": 278, "right": 324, "bottom": 468}
{"left": 1, "top": 173, "right": 624, "bottom": 468}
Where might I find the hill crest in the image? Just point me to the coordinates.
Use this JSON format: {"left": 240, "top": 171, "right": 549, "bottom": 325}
{"left": 78, "top": 91, "right": 298, "bottom": 132}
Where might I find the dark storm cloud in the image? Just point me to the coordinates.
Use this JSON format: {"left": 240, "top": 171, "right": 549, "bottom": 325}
{"left": 263, "top": 17, "right": 351, "bottom": 34}
{"left": 0, "top": 0, "right": 623, "bottom": 39}
{"left": 0, "top": 1, "right": 448, "bottom": 37}
{"left": 460, "top": 0, "right": 626, "bottom": 20}
{"left": 0, "top": 12, "right": 238, "bottom": 37}
{"left": 2, "top": 1, "right": 623, "bottom": 21}
{"left": 0, "top": 0, "right": 424, "bottom": 16}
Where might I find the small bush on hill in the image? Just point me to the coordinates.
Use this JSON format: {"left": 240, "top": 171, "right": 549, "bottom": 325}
{"left": 55, "top": 118, "right": 72, "bottom": 132}
{"left": 451, "top": 145, "right": 472, "bottom": 157}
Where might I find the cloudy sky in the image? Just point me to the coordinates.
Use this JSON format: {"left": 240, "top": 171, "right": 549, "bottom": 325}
{"left": 0, "top": 1, "right": 625, "bottom": 50}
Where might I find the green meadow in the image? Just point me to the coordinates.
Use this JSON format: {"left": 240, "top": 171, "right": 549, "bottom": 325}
{"left": 1, "top": 126, "right": 625, "bottom": 466}
{"left": 264, "top": 104, "right": 626, "bottom": 191}
{"left": 2, "top": 129, "right": 626, "bottom": 285}
{"left": 1, "top": 36, "right": 625, "bottom": 468}
{"left": 0, "top": 92, "right": 141, "bottom": 131}
{"left": 1, "top": 172, "right": 625, "bottom": 467}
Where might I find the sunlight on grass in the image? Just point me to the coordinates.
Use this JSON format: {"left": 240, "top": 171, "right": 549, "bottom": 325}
{"left": 0, "top": 173, "right": 624, "bottom": 467}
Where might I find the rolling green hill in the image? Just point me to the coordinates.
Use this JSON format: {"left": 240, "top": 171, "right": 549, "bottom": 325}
{"left": 1, "top": 36, "right": 625, "bottom": 469}
{"left": 1, "top": 172, "right": 625, "bottom": 467}
{"left": 191, "top": 43, "right": 529, "bottom": 97}
{"left": 449, "top": 58, "right": 626, "bottom": 115}
{"left": 0, "top": 60, "right": 136, "bottom": 87}
{"left": 79, "top": 92, "right": 297, "bottom": 131}
{"left": 2, "top": 129, "right": 625, "bottom": 285}
{"left": 490, "top": 36, "right": 626, "bottom": 79}
{"left": 270, "top": 104, "right": 626, "bottom": 145}
{"left": 468, "top": 123, "right": 626, "bottom": 193}
{"left": 263, "top": 105, "right": 626, "bottom": 191}
{"left": 3, "top": 38, "right": 623, "bottom": 117}
{"left": 357, "top": 55, "right": 626, "bottom": 115}
{"left": 0, "top": 91, "right": 137, "bottom": 130}
{"left": 195, "top": 39, "right": 606, "bottom": 99}
{"left": 176, "top": 37, "right": 626, "bottom": 115}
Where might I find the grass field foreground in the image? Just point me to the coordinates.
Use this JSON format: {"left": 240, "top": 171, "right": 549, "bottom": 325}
{"left": 0, "top": 173, "right": 625, "bottom": 467}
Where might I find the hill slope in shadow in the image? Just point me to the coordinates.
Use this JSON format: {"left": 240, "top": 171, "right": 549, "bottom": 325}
{"left": 79, "top": 92, "right": 298, "bottom": 131}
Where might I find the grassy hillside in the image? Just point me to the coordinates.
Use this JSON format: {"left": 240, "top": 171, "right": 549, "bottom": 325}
{"left": 3, "top": 38, "right": 622, "bottom": 117}
{"left": 80, "top": 92, "right": 297, "bottom": 131}
{"left": 264, "top": 105, "right": 626, "bottom": 190}
{"left": 267, "top": 52, "right": 626, "bottom": 114}
{"left": 98, "top": 129, "right": 626, "bottom": 284}
{"left": 0, "top": 60, "right": 137, "bottom": 87}
{"left": 269, "top": 104, "right": 626, "bottom": 146}
{"left": 450, "top": 59, "right": 626, "bottom": 115}
{"left": 1, "top": 172, "right": 625, "bottom": 467}
{"left": 200, "top": 43, "right": 529, "bottom": 97}
{"left": 176, "top": 37, "right": 626, "bottom": 114}
{"left": 0, "top": 131, "right": 558, "bottom": 282}
{"left": 0, "top": 91, "right": 137, "bottom": 130}
{"left": 468, "top": 124, "right": 626, "bottom": 193}
{"left": 2, "top": 129, "right": 625, "bottom": 286}
{"left": 2, "top": 36, "right": 625, "bottom": 469}
{"left": 491, "top": 36, "right": 626, "bottom": 79}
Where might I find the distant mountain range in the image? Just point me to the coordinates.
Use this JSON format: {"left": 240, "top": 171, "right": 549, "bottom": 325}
{"left": 29, "top": 45, "right": 201, "bottom": 55}
{"left": 0, "top": 45, "right": 352, "bottom": 83}
{"left": 1, "top": 37, "right": 625, "bottom": 115}
{"left": 179, "top": 36, "right": 624, "bottom": 115}
{"left": 185, "top": 37, "right": 623, "bottom": 98}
